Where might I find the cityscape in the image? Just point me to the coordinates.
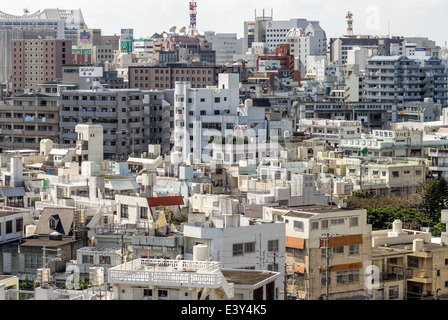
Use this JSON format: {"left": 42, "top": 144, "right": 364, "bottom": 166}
{"left": 0, "top": 0, "right": 448, "bottom": 305}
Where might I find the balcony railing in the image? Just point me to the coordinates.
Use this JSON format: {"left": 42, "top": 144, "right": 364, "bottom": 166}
{"left": 108, "top": 258, "right": 234, "bottom": 297}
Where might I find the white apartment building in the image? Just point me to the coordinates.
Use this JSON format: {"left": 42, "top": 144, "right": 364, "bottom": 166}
{"left": 182, "top": 213, "right": 285, "bottom": 299}
{"left": 107, "top": 256, "right": 236, "bottom": 300}
{"left": 171, "top": 73, "right": 240, "bottom": 164}
{"left": 0, "top": 211, "right": 24, "bottom": 245}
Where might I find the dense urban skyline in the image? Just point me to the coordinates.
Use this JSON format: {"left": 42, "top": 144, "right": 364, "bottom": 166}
{"left": 7, "top": 0, "right": 448, "bottom": 46}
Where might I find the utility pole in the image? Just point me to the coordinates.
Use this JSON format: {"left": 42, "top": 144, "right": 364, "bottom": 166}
{"left": 321, "top": 232, "right": 337, "bottom": 300}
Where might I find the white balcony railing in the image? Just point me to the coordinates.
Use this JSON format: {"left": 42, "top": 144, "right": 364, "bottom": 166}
{"left": 108, "top": 259, "right": 233, "bottom": 298}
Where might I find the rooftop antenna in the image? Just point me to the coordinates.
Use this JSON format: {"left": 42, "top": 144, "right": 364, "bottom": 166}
{"left": 187, "top": 1, "right": 199, "bottom": 37}
{"left": 346, "top": 11, "right": 354, "bottom": 35}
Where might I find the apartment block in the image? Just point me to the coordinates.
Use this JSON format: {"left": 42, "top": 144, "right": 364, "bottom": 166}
{"left": 60, "top": 89, "right": 146, "bottom": 160}
{"left": 0, "top": 92, "right": 60, "bottom": 149}
{"left": 128, "top": 65, "right": 218, "bottom": 90}
{"left": 11, "top": 39, "right": 73, "bottom": 95}
{"left": 263, "top": 205, "right": 372, "bottom": 300}
{"left": 363, "top": 55, "right": 448, "bottom": 108}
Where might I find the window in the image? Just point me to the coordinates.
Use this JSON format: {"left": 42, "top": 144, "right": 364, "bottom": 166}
{"left": 392, "top": 171, "right": 399, "bottom": 178}
{"left": 6, "top": 220, "right": 12, "bottom": 234}
{"left": 82, "top": 255, "right": 94, "bottom": 264}
{"left": 25, "top": 254, "right": 42, "bottom": 269}
{"left": 389, "top": 285, "right": 399, "bottom": 299}
{"left": 349, "top": 217, "right": 358, "bottom": 227}
{"left": 233, "top": 243, "right": 244, "bottom": 256}
{"left": 121, "top": 204, "right": 129, "bottom": 218}
{"left": 158, "top": 290, "right": 168, "bottom": 300}
{"left": 349, "top": 244, "right": 360, "bottom": 255}
{"left": 311, "top": 221, "right": 319, "bottom": 230}
{"left": 99, "top": 256, "right": 111, "bottom": 265}
{"left": 244, "top": 242, "right": 256, "bottom": 253}
{"left": 330, "top": 218, "right": 344, "bottom": 226}
{"left": 268, "top": 240, "right": 279, "bottom": 252}
{"left": 294, "top": 220, "right": 304, "bottom": 232}
{"left": 143, "top": 289, "right": 153, "bottom": 298}
{"left": 140, "top": 207, "right": 148, "bottom": 219}
{"left": 15, "top": 218, "right": 23, "bottom": 233}
{"left": 408, "top": 257, "right": 419, "bottom": 268}
{"left": 333, "top": 246, "right": 344, "bottom": 254}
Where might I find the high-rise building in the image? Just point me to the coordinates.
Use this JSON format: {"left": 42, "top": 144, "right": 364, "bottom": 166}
{"left": 0, "top": 9, "right": 88, "bottom": 44}
{"left": 11, "top": 39, "right": 73, "bottom": 95}
{"left": 171, "top": 73, "right": 240, "bottom": 164}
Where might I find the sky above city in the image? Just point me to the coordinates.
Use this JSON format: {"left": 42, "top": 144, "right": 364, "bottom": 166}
{"left": 6, "top": 0, "right": 448, "bottom": 46}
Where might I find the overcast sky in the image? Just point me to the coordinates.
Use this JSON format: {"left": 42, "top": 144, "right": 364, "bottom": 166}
{"left": 5, "top": 0, "right": 448, "bottom": 46}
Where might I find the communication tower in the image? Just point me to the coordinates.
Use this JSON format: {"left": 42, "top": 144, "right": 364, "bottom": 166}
{"left": 187, "top": 1, "right": 199, "bottom": 37}
{"left": 346, "top": 11, "right": 354, "bottom": 35}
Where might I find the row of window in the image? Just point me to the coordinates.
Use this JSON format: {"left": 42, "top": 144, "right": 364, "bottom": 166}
{"left": 0, "top": 218, "right": 23, "bottom": 236}
{"left": 285, "top": 216, "right": 359, "bottom": 231}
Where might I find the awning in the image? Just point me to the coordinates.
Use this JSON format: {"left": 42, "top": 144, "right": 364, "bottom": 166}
{"left": 146, "top": 196, "right": 184, "bottom": 208}
{"left": 286, "top": 236, "right": 305, "bottom": 249}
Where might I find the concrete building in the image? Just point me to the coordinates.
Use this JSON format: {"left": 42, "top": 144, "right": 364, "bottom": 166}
{"left": 0, "top": 28, "right": 56, "bottom": 83}
{"left": 204, "top": 31, "right": 241, "bottom": 65}
{"left": 298, "top": 119, "right": 362, "bottom": 147}
{"left": 59, "top": 88, "right": 146, "bottom": 160}
{"left": 328, "top": 36, "right": 406, "bottom": 65}
{"left": 182, "top": 213, "right": 285, "bottom": 299}
{"left": 263, "top": 205, "right": 372, "bottom": 300}
{"left": 171, "top": 73, "right": 240, "bottom": 164}
{"left": 128, "top": 65, "right": 218, "bottom": 90}
{"left": 142, "top": 89, "right": 174, "bottom": 155}
{"left": 284, "top": 22, "right": 327, "bottom": 78}
{"left": 363, "top": 55, "right": 448, "bottom": 109}
{"left": 0, "top": 91, "right": 60, "bottom": 149}
{"left": 371, "top": 219, "right": 448, "bottom": 300}
{"left": 0, "top": 9, "right": 88, "bottom": 45}
{"left": 11, "top": 39, "right": 73, "bottom": 95}
{"left": 108, "top": 255, "right": 260, "bottom": 300}
{"left": 296, "top": 101, "right": 398, "bottom": 130}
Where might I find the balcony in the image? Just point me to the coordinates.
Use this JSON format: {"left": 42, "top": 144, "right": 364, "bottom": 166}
{"left": 108, "top": 258, "right": 234, "bottom": 298}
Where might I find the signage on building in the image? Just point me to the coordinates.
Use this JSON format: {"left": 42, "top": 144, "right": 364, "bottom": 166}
{"left": 373, "top": 130, "right": 410, "bottom": 139}
{"left": 63, "top": 68, "right": 79, "bottom": 73}
{"left": 79, "top": 67, "right": 103, "bottom": 77}
{"left": 73, "top": 49, "right": 92, "bottom": 55}
{"left": 120, "top": 40, "right": 133, "bottom": 53}
{"left": 79, "top": 30, "right": 91, "bottom": 42}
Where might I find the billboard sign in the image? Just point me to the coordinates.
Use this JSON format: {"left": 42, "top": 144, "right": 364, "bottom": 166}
{"left": 79, "top": 67, "right": 103, "bottom": 77}
{"left": 120, "top": 40, "right": 133, "bottom": 53}
{"left": 79, "top": 30, "right": 91, "bottom": 42}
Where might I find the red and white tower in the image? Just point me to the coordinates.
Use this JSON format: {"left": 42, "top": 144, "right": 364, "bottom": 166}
{"left": 346, "top": 11, "right": 354, "bottom": 35}
{"left": 187, "top": 1, "right": 199, "bottom": 37}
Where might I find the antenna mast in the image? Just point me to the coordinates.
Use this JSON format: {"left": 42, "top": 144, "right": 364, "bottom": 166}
{"left": 187, "top": 1, "right": 199, "bottom": 37}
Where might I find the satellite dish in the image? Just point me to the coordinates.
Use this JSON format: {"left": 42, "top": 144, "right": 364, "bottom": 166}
{"left": 169, "top": 26, "right": 177, "bottom": 33}
{"left": 127, "top": 244, "right": 134, "bottom": 253}
{"left": 179, "top": 26, "right": 186, "bottom": 34}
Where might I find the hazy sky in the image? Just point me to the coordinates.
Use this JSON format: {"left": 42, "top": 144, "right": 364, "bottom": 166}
{"left": 5, "top": 0, "right": 448, "bottom": 46}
